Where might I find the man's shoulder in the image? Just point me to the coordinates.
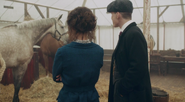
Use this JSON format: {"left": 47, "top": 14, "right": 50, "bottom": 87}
{"left": 123, "top": 25, "right": 144, "bottom": 41}
{"left": 127, "top": 24, "right": 143, "bottom": 34}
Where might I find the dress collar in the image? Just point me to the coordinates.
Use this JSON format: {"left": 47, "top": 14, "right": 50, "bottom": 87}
{"left": 75, "top": 39, "right": 91, "bottom": 44}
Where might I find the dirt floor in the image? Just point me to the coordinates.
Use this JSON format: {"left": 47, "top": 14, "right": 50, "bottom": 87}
{"left": 0, "top": 64, "right": 185, "bottom": 102}
{"left": 150, "top": 72, "right": 185, "bottom": 102}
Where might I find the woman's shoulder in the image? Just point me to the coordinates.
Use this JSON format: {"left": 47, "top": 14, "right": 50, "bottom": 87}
{"left": 91, "top": 42, "right": 103, "bottom": 49}
{"left": 58, "top": 42, "right": 103, "bottom": 52}
{"left": 58, "top": 43, "right": 73, "bottom": 50}
{"left": 91, "top": 43, "right": 104, "bottom": 54}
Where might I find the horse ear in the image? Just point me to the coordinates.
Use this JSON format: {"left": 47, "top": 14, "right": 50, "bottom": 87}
{"left": 57, "top": 14, "right": 63, "bottom": 21}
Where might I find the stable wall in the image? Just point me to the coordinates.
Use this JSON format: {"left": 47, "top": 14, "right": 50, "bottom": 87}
{"left": 0, "top": 22, "right": 184, "bottom": 50}
{"left": 96, "top": 23, "right": 185, "bottom": 50}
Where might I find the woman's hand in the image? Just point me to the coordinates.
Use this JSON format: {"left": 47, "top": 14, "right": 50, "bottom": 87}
{"left": 56, "top": 75, "right": 62, "bottom": 81}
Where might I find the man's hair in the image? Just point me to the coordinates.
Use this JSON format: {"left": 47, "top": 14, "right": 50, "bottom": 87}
{"left": 120, "top": 12, "right": 132, "bottom": 20}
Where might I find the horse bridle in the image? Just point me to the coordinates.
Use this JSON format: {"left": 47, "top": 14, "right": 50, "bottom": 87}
{"left": 53, "top": 19, "right": 67, "bottom": 41}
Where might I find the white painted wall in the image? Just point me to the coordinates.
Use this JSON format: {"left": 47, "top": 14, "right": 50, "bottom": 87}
{"left": 95, "top": 23, "right": 185, "bottom": 50}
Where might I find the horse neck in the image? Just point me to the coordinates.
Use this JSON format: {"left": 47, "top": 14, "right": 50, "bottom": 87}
{"left": 18, "top": 18, "right": 55, "bottom": 46}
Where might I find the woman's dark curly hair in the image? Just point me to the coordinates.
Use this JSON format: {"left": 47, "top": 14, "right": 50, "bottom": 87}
{"left": 67, "top": 7, "right": 97, "bottom": 42}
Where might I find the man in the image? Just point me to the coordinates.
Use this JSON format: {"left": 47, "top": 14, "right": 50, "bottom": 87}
{"left": 107, "top": 0, "right": 153, "bottom": 102}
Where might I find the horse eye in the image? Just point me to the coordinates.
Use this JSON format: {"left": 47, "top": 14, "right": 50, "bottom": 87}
{"left": 61, "top": 26, "right": 64, "bottom": 28}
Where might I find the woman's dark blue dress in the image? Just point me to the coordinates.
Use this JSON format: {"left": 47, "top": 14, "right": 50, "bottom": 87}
{"left": 52, "top": 42, "right": 104, "bottom": 102}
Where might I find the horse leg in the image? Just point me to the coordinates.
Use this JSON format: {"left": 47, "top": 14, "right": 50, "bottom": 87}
{"left": 43, "top": 54, "right": 49, "bottom": 77}
{"left": 12, "top": 60, "right": 30, "bottom": 102}
{"left": 0, "top": 53, "right": 6, "bottom": 81}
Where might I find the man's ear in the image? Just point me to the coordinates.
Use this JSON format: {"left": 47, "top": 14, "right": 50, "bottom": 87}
{"left": 116, "top": 12, "right": 120, "bottom": 19}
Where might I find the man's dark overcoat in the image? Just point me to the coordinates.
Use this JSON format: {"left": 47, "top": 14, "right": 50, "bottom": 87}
{"left": 108, "top": 22, "right": 153, "bottom": 102}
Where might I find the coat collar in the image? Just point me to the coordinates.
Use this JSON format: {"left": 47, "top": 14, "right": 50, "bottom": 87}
{"left": 120, "top": 22, "right": 136, "bottom": 37}
{"left": 121, "top": 20, "right": 134, "bottom": 32}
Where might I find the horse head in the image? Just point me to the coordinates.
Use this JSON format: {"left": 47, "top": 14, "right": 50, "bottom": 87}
{"left": 51, "top": 14, "right": 69, "bottom": 45}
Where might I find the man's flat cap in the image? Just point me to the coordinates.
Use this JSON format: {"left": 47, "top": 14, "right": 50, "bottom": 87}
{"left": 107, "top": 0, "right": 133, "bottom": 13}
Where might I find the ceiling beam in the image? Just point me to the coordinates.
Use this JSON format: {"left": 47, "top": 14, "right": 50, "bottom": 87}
{"left": 159, "top": 6, "right": 169, "bottom": 17}
{"left": 140, "top": 6, "right": 169, "bottom": 24}
{"left": 90, "top": 3, "right": 185, "bottom": 10}
{"left": 5, "top": 0, "right": 185, "bottom": 11}
{"left": 180, "top": 0, "right": 185, "bottom": 22}
{"left": 82, "top": 0, "right": 87, "bottom": 7}
{"left": 0, "top": 19, "right": 183, "bottom": 25}
{"left": 34, "top": 5, "right": 45, "bottom": 18}
{"left": 6, "top": 0, "right": 69, "bottom": 12}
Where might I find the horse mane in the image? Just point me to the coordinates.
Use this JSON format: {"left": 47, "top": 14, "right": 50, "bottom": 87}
{"left": 2, "top": 25, "right": 17, "bottom": 28}
{"left": 16, "top": 18, "right": 56, "bottom": 29}
{"left": 2, "top": 18, "right": 56, "bottom": 29}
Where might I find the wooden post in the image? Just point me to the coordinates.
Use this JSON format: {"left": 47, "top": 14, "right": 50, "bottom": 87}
{"left": 180, "top": 0, "right": 185, "bottom": 49}
{"left": 24, "top": 3, "right": 28, "bottom": 17}
{"left": 143, "top": 0, "right": 151, "bottom": 71}
{"left": 92, "top": 9, "right": 95, "bottom": 18}
{"left": 47, "top": 7, "right": 49, "bottom": 18}
{"left": 180, "top": 0, "right": 185, "bottom": 22}
{"left": 163, "top": 23, "right": 165, "bottom": 50}
{"left": 93, "top": 9, "right": 97, "bottom": 44}
{"left": 184, "top": 23, "right": 185, "bottom": 50}
{"left": 157, "top": 7, "right": 159, "bottom": 53}
{"left": 82, "top": 0, "right": 87, "bottom": 7}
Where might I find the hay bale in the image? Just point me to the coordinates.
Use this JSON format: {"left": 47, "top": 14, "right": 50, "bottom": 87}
{"left": 1, "top": 68, "right": 185, "bottom": 102}
{"left": 0, "top": 84, "right": 14, "bottom": 102}
{"left": 0, "top": 70, "right": 110, "bottom": 102}
{"left": 96, "top": 78, "right": 109, "bottom": 101}
{"left": 19, "top": 77, "right": 62, "bottom": 102}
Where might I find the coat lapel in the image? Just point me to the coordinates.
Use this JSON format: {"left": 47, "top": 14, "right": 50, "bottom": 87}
{"left": 113, "top": 22, "right": 137, "bottom": 58}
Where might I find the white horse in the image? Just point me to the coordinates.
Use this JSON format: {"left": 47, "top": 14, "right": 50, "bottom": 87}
{"left": 0, "top": 15, "right": 68, "bottom": 102}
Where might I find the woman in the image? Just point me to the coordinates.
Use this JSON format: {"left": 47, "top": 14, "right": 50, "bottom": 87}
{"left": 52, "top": 7, "right": 104, "bottom": 102}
